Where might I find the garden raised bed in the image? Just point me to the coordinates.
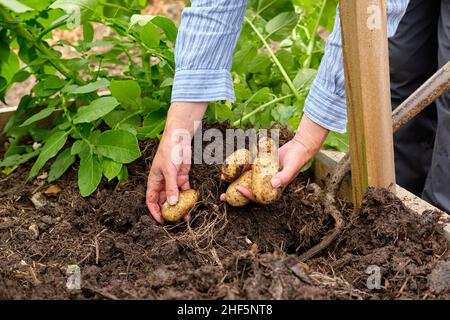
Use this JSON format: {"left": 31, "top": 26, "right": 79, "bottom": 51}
{"left": 1, "top": 119, "right": 449, "bottom": 300}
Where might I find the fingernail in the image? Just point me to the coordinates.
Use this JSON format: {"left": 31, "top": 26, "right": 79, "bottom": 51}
{"left": 272, "top": 177, "right": 282, "bottom": 188}
{"left": 168, "top": 196, "right": 178, "bottom": 206}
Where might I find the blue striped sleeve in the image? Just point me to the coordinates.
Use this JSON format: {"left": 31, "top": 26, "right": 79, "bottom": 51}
{"left": 304, "top": 0, "right": 410, "bottom": 133}
{"left": 171, "top": 0, "right": 248, "bottom": 103}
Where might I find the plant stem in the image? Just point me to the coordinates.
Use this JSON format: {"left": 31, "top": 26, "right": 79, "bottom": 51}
{"left": 233, "top": 94, "right": 293, "bottom": 127}
{"left": 244, "top": 16, "right": 301, "bottom": 101}
{"left": 304, "top": 0, "right": 327, "bottom": 69}
{"left": 0, "top": 7, "right": 86, "bottom": 85}
{"left": 61, "top": 98, "right": 94, "bottom": 149}
{"left": 99, "top": 1, "right": 132, "bottom": 14}
{"left": 257, "top": 0, "right": 277, "bottom": 16}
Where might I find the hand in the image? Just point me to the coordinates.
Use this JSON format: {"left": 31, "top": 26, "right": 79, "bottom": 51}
{"left": 146, "top": 102, "right": 207, "bottom": 223}
{"left": 220, "top": 115, "right": 329, "bottom": 203}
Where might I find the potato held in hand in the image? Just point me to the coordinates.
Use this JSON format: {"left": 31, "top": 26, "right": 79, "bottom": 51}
{"left": 252, "top": 137, "right": 282, "bottom": 204}
{"left": 226, "top": 170, "right": 253, "bottom": 207}
{"left": 162, "top": 189, "right": 200, "bottom": 222}
{"left": 252, "top": 156, "right": 282, "bottom": 204}
{"left": 222, "top": 149, "right": 251, "bottom": 182}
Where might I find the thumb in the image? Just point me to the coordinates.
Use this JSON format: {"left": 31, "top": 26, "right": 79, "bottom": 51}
{"left": 164, "top": 167, "right": 180, "bottom": 206}
{"left": 271, "top": 154, "right": 306, "bottom": 188}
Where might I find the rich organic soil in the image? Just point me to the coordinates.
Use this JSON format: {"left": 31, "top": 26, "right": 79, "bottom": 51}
{"left": 0, "top": 128, "right": 449, "bottom": 300}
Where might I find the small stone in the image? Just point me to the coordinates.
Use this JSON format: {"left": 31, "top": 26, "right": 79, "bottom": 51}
{"left": 28, "top": 224, "right": 39, "bottom": 239}
{"left": 37, "top": 172, "right": 48, "bottom": 180}
{"left": 41, "top": 215, "right": 53, "bottom": 225}
{"left": 30, "top": 193, "right": 47, "bottom": 210}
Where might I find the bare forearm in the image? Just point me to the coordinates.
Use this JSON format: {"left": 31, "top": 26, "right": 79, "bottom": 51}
{"left": 164, "top": 102, "right": 208, "bottom": 137}
{"left": 293, "top": 115, "right": 329, "bottom": 157}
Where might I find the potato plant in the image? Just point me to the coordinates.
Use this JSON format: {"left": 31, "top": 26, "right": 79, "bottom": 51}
{"left": 0, "top": 0, "right": 346, "bottom": 197}
{"left": 0, "top": 0, "right": 176, "bottom": 196}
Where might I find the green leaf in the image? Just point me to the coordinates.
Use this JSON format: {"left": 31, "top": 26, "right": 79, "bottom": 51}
{"left": 130, "top": 15, "right": 177, "bottom": 42}
{"left": 0, "top": 150, "right": 39, "bottom": 168}
{"left": 102, "top": 158, "right": 122, "bottom": 181}
{"left": 73, "top": 96, "right": 119, "bottom": 124}
{"left": 0, "top": 50, "right": 19, "bottom": 84}
{"left": 265, "top": 12, "right": 298, "bottom": 41}
{"left": 151, "top": 16, "right": 178, "bottom": 43}
{"left": 50, "top": 0, "right": 99, "bottom": 25}
{"left": 83, "top": 22, "right": 94, "bottom": 42}
{"left": 109, "top": 80, "right": 141, "bottom": 105}
{"left": 140, "top": 22, "right": 161, "bottom": 48}
{"left": 1, "top": 0, "right": 33, "bottom": 13}
{"left": 71, "top": 140, "right": 89, "bottom": 155}
{"left": 0, "top": 77, "right": 7, "bottom": 95}
{"left": 48, "top": 148, "right": 75, "bottom": 182}
{"left": 248, "top": 54, "right": 271, "bottom": 73}
{"left": 29, "top": 131, "right": 68, "bottom": 178}
{"left": 78, "top": 152, "right": 102, "bottom": 197}
{"left": 233, "top": 43, "right": 257, "bottom": 74}
{"left": 103, "top": 110, "right": 141, "bottom": 129}
{"left": 293, "top": 68, "right": 317, "bottom": 90}
{"left": 160, "top": 78, "right": 173, "bottom": 88}
{"left": 117, "top": 165, "right": 128, "bottom": 184}
{"left": 11, "top": 70, "right": 31, "bottom": 83}
{"left": 33, "top": 76, "right": 66, "bottom": 97}
{"left": 20, "top": 107, "right": 56, "bottom": 127}
{"left": 324, "top": 131, "right": 349, "bottom": 153}
{"left": 70, "top": 78, "right": 110, "bottom": 94}
{"left": 96, "top": 129, "right": 141, "bottom": 164}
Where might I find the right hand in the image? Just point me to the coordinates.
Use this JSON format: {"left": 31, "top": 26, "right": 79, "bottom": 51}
{"left": 146, "top": 102, "right": 207, "bottom": 223}
{"left": 146, "top": 136, "right": 192, "bottom": 224}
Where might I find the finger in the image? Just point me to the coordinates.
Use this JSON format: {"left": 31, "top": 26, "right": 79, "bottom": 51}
{"left": 272, "top": 155, "right": 305, "bottom": 188}
{"left": 220, "top": 193, "right": 227, "bottom": 202}
{"left": 220, "top": 174, "right": 226, "bottom": 181}
{"left": 183, "top": 214, "right": 191, "bottom": 222}
{"left": 146, "top": 173, "right": 165, "bottom": 224}
{"left": 180, "top": 180, "right": 191, "bottom": 191}
{"left": 178, "top": 165, "right": 191, "bottom": 191}
{"left": 235, "top": 185, "right": 256, "bottom": 201}
{"left": 159, "top": 191, "right": 167, "bottom": 206}
{"left": 163, "top": 167, "right": 180, "bottom": 206}
{"left": 146, "top": 188, "right": 164, "bottom": 224}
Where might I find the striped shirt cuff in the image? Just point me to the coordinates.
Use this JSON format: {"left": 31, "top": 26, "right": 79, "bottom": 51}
{"left": 171, "top": 69, "right": 235, "bottom": 103}
{"left": 304, "top": 81, "right": 348, "bottom": 133}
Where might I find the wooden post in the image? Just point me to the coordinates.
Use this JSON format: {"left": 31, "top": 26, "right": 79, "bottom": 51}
{"left": 339, "top": 0, "right": 396, "bottom": 209}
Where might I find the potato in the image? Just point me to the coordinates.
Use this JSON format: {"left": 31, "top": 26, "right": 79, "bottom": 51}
{"left": 162, "top": 189, "right": 200, "bottom": 222}
{"left": 257, "top": 136, "right": 278, "bottom": 158}
{"left": 222, "top": 149, "right": 251, "bottom": 182}
{"left": 226, "top": 170, "right": 253, "bottom": 207}
{"left": 252, "top": 156, "right": 282, "bottom": 204}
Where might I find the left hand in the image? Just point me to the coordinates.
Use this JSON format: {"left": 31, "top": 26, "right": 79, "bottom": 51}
{"left": 220, "top": 115, "right": 329, "bottom": 203}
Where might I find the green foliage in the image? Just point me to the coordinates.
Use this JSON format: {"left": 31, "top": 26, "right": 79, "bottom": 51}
{"left": 0, "top": 0, "right": 173, "bottom": 196}
{"left": 0, "top": 0, "right": 346, "bottom": 197}
{"left": 205, "top": 0, "right": 341, "bottom": 141}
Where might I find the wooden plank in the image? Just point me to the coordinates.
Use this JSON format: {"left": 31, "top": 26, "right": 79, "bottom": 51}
{"left": 314, "top": 150, "right": 450, "bottom": 242}
{"left": 0, "top": 107, "right": 16, "bottom": 131}
{"left": 339, "top": 0, "right": 396, "bottom": 208}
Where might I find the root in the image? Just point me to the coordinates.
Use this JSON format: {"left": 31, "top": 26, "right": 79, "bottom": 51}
{"left": 164, "top": 182, "right": 229, "bottom": 259}
{"left": 299, "top": 154, "right": 350, "bottom": 262}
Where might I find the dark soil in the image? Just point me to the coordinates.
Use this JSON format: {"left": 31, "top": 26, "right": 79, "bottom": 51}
{"left": 0, "top": 128, "right": 449, "bottom": 300}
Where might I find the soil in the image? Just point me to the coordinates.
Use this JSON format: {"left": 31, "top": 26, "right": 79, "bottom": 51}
{"left": 0, "top": 126, "right": 449, "bottom": 300}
